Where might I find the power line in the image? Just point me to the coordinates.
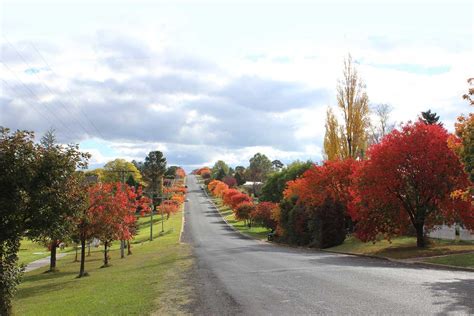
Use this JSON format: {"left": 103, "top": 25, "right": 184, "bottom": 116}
{"left": 1, "top": 78, "right": 55, "bottom": 127}
{"left": 3, "top": 36, "right": 92, "bottom": 138}
{"left": 1, "top": 61, "right": 79, "bottom": 140}
{"left": 1, "top": 78, "right": 79, "bottom": 142}
{"left": 29, "top": 42, "right": 106, "bottom": 139}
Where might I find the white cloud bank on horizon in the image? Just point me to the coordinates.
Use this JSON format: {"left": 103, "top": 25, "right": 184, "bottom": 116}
{"left": 1, "top": 1, "right": 472, "bottom": 171}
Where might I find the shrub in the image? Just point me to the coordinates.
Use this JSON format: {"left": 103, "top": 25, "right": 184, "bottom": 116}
{"left": 307, "top": 198, "right": 346, "bottom": 248}
{"left": 251, "top": 202, "right": 278, "bottom": 231}
{"left": 234, "top": 202, "right": 255, "bottom": 223}
{"left": 222, "top": 189, "right": 241, "bottom": 207}
{"left": 230, "top": 193, "right": 252, "bottom": 209}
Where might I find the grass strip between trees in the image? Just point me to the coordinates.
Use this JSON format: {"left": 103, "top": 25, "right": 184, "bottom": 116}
{"left": 327, "top": 236, "right": 474, "bottom": 261}
{"left": 423, "top": 253, "right": 474, "bottom": 268}
{"left": 13, "top": 209, "right": 194, "bottom": 316}
{"left": 211, "top": 196, "right": 271, "bottom": 240}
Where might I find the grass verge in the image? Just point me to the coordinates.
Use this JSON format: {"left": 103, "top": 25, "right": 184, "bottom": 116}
{"left": 327, "top": 236, "right": 474, "bottom": 260}
{"left": 13, "top": 209, "right": 194, "bottom": 316}
{"left": 211, "top": 196, "right": 271, "bottom": 240}
{"left": 423, "top": 253, "right": 474, "bottom": 268}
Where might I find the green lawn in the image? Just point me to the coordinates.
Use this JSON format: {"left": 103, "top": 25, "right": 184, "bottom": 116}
{"left": 18, "top": 239, "right": 51, "bottom": 265}
{"left": 328, "top": 236, "right": 474, "bottom": 260}
{"left": 424, "top": 253, "right": 474, "bottom": 268}
{"left": 13, "top": 209, "right": 193, "bottom": 316}
{"left": 212, "top": 197, "right": 271, "bottom": 240}
{"left": 19, "top": 239, "right": 76, "bottom": 266}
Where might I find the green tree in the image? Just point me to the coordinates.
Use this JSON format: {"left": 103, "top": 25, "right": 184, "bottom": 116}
{"left": 260, "top": 161, "right": 313, "bottom": 203}
{"left": 27, "top": 130, "right": 89, "bottom": 272}
{"left": 165, "top": 166, "right": 179, "bottom": 178}
{"left": 102, "top": 159, "right": 143, "bottom": 184}
{"left": 234, "top": 166, "right": 246, "bottom": 185}
{"left": 272, "top": 159, "right": 284, "bottom": 171}
{"left": 0, "top": 128, "right": 37, "bottom": 315}
{"left": 421, "top": 109, "right": 442, "bottom": 126}
{"left": 247, "top": 153, "right": 272, "bottom": 196}
{"left": 211, "top": 160, "right": 229, "bottom": 180}
{"left": 126, "top": 174, "right": 138, "bottom": 188}
{"left": 143, "top": 151, "right": 167, "bottom": 197}
{"left": 247, "top": 153, "right": 272, "bottom": 183}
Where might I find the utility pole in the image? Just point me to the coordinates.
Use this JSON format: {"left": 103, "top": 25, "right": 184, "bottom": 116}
{"left": 120, "top": 170, "right": 126, "bottom": 259}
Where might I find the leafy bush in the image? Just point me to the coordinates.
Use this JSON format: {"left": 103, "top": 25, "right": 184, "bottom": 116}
{"left": 251, "top": 202, "right": 278, "bottom": 231}
{"left": 234, "top": 202, "right": 255, "bottom": 223}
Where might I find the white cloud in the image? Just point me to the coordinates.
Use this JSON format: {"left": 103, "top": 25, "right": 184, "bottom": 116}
{"left": 1, "top": 1, "right": 471, "bottom": 171}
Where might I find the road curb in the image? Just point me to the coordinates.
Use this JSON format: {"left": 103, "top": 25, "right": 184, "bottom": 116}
{"left": 179, "top": 205, "right": 186, "bottom": 243}
{"left": 320, "top": 249, "right": 474, "bottom": 273}
{"left": 179, "top": 176, "right": 187, "bottom": 244}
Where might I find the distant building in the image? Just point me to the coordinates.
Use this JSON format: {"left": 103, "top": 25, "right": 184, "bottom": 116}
{"left": 428, "top": 224, "right": 474, "bottom": 241}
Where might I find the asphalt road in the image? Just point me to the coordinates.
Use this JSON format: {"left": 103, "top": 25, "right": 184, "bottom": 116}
{"left": 182, "top": 175, "right": 474, "bottom": 315}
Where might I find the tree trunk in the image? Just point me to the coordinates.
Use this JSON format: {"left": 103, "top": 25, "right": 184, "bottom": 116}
{"left": 74, "top": 243, "right": 78, "bottom": 262}
{"left": 78, "top": 238, "right": 86, "bottom": 277}
{"left": 120, "top": 240, "right": 125, "bottom": 258}
{"left": 415, "top": 223, "right": 425, "bottom": 248}
{"left": 49, "top": 240, "right": 57, "bottom": 272}
{"left": 127, "top": 240, "right": 132, "bottom": 255}
{"left": 103, "top": 242, "right": 109, "bottom": 266}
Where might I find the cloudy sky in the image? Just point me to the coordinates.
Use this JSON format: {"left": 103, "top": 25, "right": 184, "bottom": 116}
{"left": 1, "top": 0, "right": 472, "bottom": 171}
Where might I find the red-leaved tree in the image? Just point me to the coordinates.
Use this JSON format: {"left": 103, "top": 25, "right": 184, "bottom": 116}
{"left": 230, "top": 193, "right": 252, "bottom": 210}
{"left": 281, "top": 159, "right": 357, "bottom": 247}
{"left": 251, "top": 202, "right": 279, "bottom": 231}
{"left": 352, "top": 121, "right": 473, "bottom": 247}
{"left": 222, "top": 189, "right": 241, "bottom": 207}
{"left": 88, "top": 183, "right": 147, "bottom": 266}
{"left": 234, "top": 202, "right": 255, "bottom": 226}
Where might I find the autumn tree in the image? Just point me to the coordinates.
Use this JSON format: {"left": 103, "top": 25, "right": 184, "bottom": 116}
{"left": 89, "top": 183, "right": 141, "bottom": 267}
{"left": 352, "top": 121, "right": 473, "bottom": 248}
{"left": 251, "top": 202, "right": 279, "bottom": 231}
{"left": 230, "top": 193, "right": 252, "bottom": 210}
{"left": 323, "top": 108, "right": 342, "bottom": 160}
{"left": 159, "top": 200, "right": 179, "bottom": 219}
{"left": 325, "top": 54, "right": 370, "bottom": 160}
{"left": 27, "top": 130, "right": 89, "bottom": 272}
{"left": 223, "top": 189, "right": 241, "bottom": 207}
{"left": 234, "top": 202, "right": 255, "bottom": 227}
{"left": 462, "top": 78, "right": 474, "bottom": 105}
{"left": 449, "top": 78, "right": 474, "bottom": 199}
{"left": 222, "top": 176, "right": 237, "bottom": 188}
{"left": 282, "top": 159, "right": 357, "bottom": 247}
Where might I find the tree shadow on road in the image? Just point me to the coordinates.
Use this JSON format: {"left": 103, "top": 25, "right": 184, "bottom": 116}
{"left": 423, "top": 278, "right": 474, "bottom": 315}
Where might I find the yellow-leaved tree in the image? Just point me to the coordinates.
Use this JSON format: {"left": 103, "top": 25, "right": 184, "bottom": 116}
{"left": 324, "top": 54, "right": 370, "bottom": 160}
